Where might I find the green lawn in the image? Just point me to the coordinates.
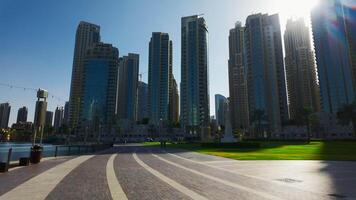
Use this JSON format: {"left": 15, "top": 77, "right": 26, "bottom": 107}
{"left": 144, "top": 141, "right": 356, "bottom": 160}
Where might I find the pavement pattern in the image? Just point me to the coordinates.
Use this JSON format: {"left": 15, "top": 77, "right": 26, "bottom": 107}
{"left": 1, "top": 144, "right": 356, "bottom": 200}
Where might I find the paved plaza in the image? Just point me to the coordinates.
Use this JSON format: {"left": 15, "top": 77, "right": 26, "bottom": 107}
{"left": 0, "top": 144, "right": 356, "bottom": 200}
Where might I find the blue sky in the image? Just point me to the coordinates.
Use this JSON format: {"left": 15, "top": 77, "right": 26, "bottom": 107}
{"left": 0, "top": 0, "right": 317, "bottom": 125}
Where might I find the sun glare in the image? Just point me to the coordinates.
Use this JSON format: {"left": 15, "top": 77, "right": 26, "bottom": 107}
{"left": 277, "top": 0, "right": 319, "bottom": 23}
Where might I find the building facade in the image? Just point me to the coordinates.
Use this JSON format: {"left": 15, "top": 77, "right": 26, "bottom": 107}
{"left": 244, "top": 13, "right": 289, "bottom": 133}
{"left": 17, "top": 106, "right": 28, "bottom": 123}
{"left": 80, "top": 42, "right": 119, "bottom": 137}
{"left": 45, "top": 111, "right": 53, "bottom": 127}
{"left": 180, "top": 15, "right": 210, "bottom": 138}
{"left": 228, "top": 22, "right": 249, "bottom": 131}
{"left": 137, "top": 81, "right": 149, "bottom": 122}
{"left": 169, "top": 77, "right": 179, "bottom": 124}
{"left": 148, "top": 32, "right": 172, "bottom": 124}
{"left": 0, "top": 103, "right": 11, "bottom": 128}
{"left": 311, "top": 0, "right": 355, "bottom": 114}
{"left": 68, "top": 21, "right": 100, "bottom": 132}
{"left": 54, "top": 106, "right": 64, "bottom": 132}
{"left": 284, "top": 18, "right": 320, "bottom": 122}
{"left": 63, "top": 101, "right": 69, "bottom": 126}
{"left": 118, "top": 53, "right": 139, "bottom": 122}
{"left": 215, "top": 94, "right": 227, "bottom": 128}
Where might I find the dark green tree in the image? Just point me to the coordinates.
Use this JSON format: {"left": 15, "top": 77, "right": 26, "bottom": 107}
{"left": 337, "top": 102, "right": 356, "bottom": 137}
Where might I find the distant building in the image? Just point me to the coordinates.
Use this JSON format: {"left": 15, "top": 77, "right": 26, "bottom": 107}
{"left": 45, "top": 111, "right": 53, "bottom": 127}
{"left": 137, "top": 81, "right": 149, "bottom": 122}
{"left": 180, "top": 15, "right": 210, "bottom": 138}
{"left": 148, "top": 32, "right": 172, "bottom": 124}
{"left": 215, "top": 94, "right": 227, "bottom": 128}
{"left": 169, "top": 77, "right": 179, "bottom": 124}
{"left": 80, "top": 42, "right": 119, "bottom": 137}
{"left": 54, "top": 106, "right": 64, "bottom": 132}
{"left": 0, "top": 103, "right": 11, "bottom": 128}
{"left": 228, "top": 21, "right": 249, "bottom": 131}
{"left": 16, "top": 106, "right": 28, "bottom": 123}
{"left": 311, "top": 0, "right": 355, "bottom": 114}
{"left": 68, "top": 21, "right": 101, "bottom": 131}
{"left": 118, "top": 53, "right": 139, "bottom": 122}
{"left": 284, "top": 18, "right": 320, "bottom": 122}
{"left": 244, "top": 13, "right": 289, "bottom": 133}
{"left": 63, "top": 101, "right": 69, "bottom": 126}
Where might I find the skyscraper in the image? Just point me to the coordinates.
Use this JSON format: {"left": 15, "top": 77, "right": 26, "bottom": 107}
{"left": 54, "top": 106, "right": 64, "bottom": 132}
{"left": 63, "top": 101, "right": 69, "bottom": 126}
{"left": 169, "top": 77, "right": 179, "bottom": 124}
{"left": 344, "top": 2, "right": 356, "bottom": 96}
{"left": 0, "top": 103, "right": 11, "bottom": 128}
{"left": 118, "top": 53, "right": 139, "bottom": 122}
{"left": 148, "top": 32, "right": 172, "bottom": 124}
{"left": 17, "top": 106, "right": 28, "bottom": 123}
{"left": 284, "top": 18, "right": 320, "bottom": 122}
{"left": 80, "top": 42, "right": 119, "bottom": 135}
{"left": 244, "top": 13, "right": 289, "bottom": 133}
{"left": 228, "top": 22, "right": 249, "bottom": 131}
{"left": 311, "top": 0, "right": 355, "bottom": 114}
{"left": 180, "top": 15, "right": 210, "bottom": 138}
{"left": 137, "top": 81, "right": 149, "bottom": 122}
{"left": 215, "top": 94, "right": 227, "bottom": 128}
{"left": 69, "top": 21, "right": 100, "bottom": 131}
{"left": 45, "top": 111, "right": 53, "bottom": 127}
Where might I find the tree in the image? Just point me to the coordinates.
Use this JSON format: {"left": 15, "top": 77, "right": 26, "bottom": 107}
{"left": 337, "top": 102, "right": 356, "bottom": 138}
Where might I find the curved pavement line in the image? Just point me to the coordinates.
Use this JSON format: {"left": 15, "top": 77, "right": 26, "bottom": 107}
{"left": 0, "top": 155, "right": 94, "bottom": 200}
{"left": 132, "top": 153, "right": 208, "bottom": 200}
{"left": 106, "top": 154, "right": 128, "bottom": 200}
{"left": 152, "top": 153, "right": 283, "bottom": 200}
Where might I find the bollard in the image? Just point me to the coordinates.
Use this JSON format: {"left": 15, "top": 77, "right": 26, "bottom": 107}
{"left": 7, "top": 148, "right": 12, "bottom": 169}
{"left": 54, "top": 146, "right": 58, "bottom": 157}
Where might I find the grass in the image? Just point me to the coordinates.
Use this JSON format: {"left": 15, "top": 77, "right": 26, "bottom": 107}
{"left": 144, "top": 141, "right": 356, "bottom": 161}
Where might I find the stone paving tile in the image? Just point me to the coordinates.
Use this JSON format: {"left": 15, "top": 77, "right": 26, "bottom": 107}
{"left": 137, "top": 149, "right": 262, "bottom": 200}
{"left": 115, "top": 146, "right": 192, "bottom": 200}
{"left": 45, "top": 152, "right": 113, "bottom": 200}
{"left": 153, "top": 147, "right": 333, "bottom": 200}
{"left": 0, "top": 157, "right": 73, "bottom": 196}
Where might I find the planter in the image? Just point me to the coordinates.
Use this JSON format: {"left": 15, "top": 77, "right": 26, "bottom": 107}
{"left": 30, "top": 145, "right": 43, "bottom": 164}
{"left": 19, "top": 157, "right": 30, "bottom": 166}
{"left": 0, "top": 162, "right": 8, "bottom": 173}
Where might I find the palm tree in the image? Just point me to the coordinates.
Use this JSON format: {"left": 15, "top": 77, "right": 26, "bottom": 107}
{"left": 337, "top": 102, "right": 356, "bottom": 138}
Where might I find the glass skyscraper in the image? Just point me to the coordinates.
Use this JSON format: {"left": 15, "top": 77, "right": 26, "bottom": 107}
{"left": 69, "top": 21, "right": 100, "bottom": 132}
{"left": 244, "top": 13, "right": 289, "bottom": 133}
{"left": 148, "top": 32, "right": 172, "bottom": 125}
{"left": 118, "top": 53, "right": 139, "bottom": 122}
{"left": 215, "top": 94, "right": 227, "bottom": 128}
{"left": 311, "top": 0, "right": 355, "bottom": 114}
{"left": 180, "top": 15, "right": 210, "bottom": 138}
{"left": 80, "top": 43, "right": 119, "bottom": 137}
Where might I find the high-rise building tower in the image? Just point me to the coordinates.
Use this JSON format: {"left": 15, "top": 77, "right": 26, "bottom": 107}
{"left": 17, "top": 106, "right": 28, "bottom": 123}
{"left": 63, "top": 101, "right": 69, "bottom": 126}
{"left": 169, "top": 77, "right": 179, "bottom": 124}
{"left": 0, "top": 103, "right": 11, "bottom": 128}
{"left": 54, "top": 106, "right": 64, "bottom": 132}
{"left": 215, "top": 94, "right": 227, "bottom": 128}
{"left": 180, "top": 15, "right": 210, "bottom": 138}
{"left": 137, "top": 81, "right": 149, "bottom": 122}
{"left": 118, "top": 53, "right": 139, "bottom": 122}
{"left": 45, "top": 111, "right": 53, "bottom": 127}
{"left": 148, "top": 32, "right": 172, "bottom": 124}
{"left": 344, "top": 3, "right": 356, "bottom": 97}
{"left": 68, "top": 21, "right": 100, "bottom": 132}
{"left": 244, "top": 13, "right": 289, "bottom": 133}
{"left": 284, "top": 18, "right": 320, "bottom": 122}
{"left": 311, "top": 0, "right": 355, "bottom": 114}
{"left": 80, "top": 43, "right": 119, "bottom": 136}
{"left": 228, "top": 22, "right": 249, "bottom": 131}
